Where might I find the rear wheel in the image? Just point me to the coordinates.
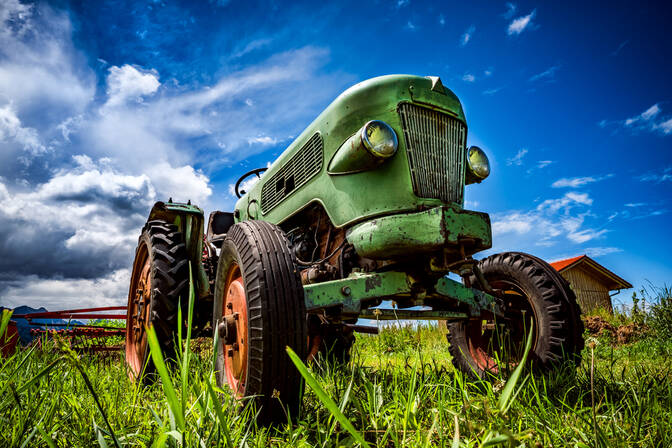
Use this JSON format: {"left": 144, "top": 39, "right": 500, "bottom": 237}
{"left": 213, "top": 221, "right": 307, "bottom": 423}
{"left": 125, "top": 220, "right": 189, "bottom": 380}
{"left": 447, "top": 252, "right": 584, "bottom": 378}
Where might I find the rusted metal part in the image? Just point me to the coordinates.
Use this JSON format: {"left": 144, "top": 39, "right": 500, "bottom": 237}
{"left": 345, "top": 205, "right": 491, "bottom": 260}
{"left": 126, "top": 240, "right": 152, "bottom": 377}
{"left": 222, "top": 263, "right": 248, "bottom": 398}
{"left": 304, "top": 271, "right": 412, "bottom": 315}
{"left": 434, "top": 276, "right": 503, "bottom": 317}
{"left": 12, "top": 306, "right": 127, "bottom": 321}
{"left": 344, "top": 323, "right": 379, "bottom": 334}
{"left": 359, "top": 308, "right": 468, "bottom": 321}
{"left": 1, "top": 321, "right": 19, "bottom": 357}
{"left": 6, "top": 306, "right": 127, "bottom": 357}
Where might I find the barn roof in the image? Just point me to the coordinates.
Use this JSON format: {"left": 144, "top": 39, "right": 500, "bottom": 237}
{"left": 550, "top": 255, "right": 632, "bottom": 291}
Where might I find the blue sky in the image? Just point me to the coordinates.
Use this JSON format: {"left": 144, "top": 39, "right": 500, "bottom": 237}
{"left": 0, "top": 0, "right": 670, "bottom": 309}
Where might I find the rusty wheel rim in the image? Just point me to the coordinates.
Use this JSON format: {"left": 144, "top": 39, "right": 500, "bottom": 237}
{"left": 467, "top": 280, "right": 538, "bottom": 374}
{"left": 125, "top": 242, "right": 152, "bottom": 379}
{"left": 222, "top": 263, "right": 248, "bottom": 397}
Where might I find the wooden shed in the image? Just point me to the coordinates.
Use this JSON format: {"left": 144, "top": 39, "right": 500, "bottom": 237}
{"left": 550, "top": 255, "right": 632, "bottom": 313}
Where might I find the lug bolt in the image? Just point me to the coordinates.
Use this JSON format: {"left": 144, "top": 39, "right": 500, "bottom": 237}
{"left": 341, "top": 286, "right": 351, "bottom": 296}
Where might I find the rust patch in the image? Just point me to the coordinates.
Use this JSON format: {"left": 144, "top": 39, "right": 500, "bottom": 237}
{"left": 364, "top": 275, "right": 382, "bottom": 292}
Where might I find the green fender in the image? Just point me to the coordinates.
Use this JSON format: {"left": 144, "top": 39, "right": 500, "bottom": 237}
{"left": 146, "top": 201, "right": 211, "bottom": 300}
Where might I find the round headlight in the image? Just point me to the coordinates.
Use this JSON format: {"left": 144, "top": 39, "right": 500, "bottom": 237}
{"left": 361, "top": 120, "right": 398, "bottom": 158}
{"left": 467, "top": 146, "right": 490, "bottom": 180}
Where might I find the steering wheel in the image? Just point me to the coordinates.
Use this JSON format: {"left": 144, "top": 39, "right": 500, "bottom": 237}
{"left": 234, "top": 167, "right": 268, "bottom": 198}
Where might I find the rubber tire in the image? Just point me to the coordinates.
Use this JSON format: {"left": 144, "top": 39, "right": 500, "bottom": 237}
{"left": 127, "top": 219, "right": 189, "bottom": 378}
{"left": 447, "top": 252, "right": 584, "bottom": 379}
{"left": 213, "top": 220, "right": 307, "bottom": 424}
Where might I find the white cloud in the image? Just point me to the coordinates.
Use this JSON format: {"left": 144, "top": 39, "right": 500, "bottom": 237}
{"left": 492, "top": 191, "right": 607, "bottom": 249}
{"left": 506, "top": 148, "right": 528, "bottom": 166}
{"left": 551, "top": 174, "right": 613, "bottom": 188}
{"left": 653, "top": 118, "right": 672, "bottom": 134}
{"left": 626, "top": 104, "right": 660, "bottom": 126}
{"left": 536, "top": 160, "right": 553, "bottom": 169}
{"left": 397, "top": 0, "right": 410, "bottom": 8}
{"left": 0, "top": 102, "right": 47, "bottom": 156}
{"left": 248, "top": 135, "right": 278, "bottom": 146}
{"left": 439, "top": 14, "right": 445, "bottom": 26}
{"left": 638, "top": 167, "right": 672, "bottom": 183}
{"left": 1, "top": 269, "right": 130, "bottom": 309}
{"left": 462, "top": 73, "right": 475, "bottom": 83}
{"left": 584, "top": 247, "right": 622, "bottom": 257}
{"left": 405, "top": 21, "right": 416, "bottom": 30}
{"left": 231, "top": 38, "right": 273, "bottom": 59}
{"left": 104, "top": 64, "right": 160, "bottom": 108}
{"left": 482, "top": 87, "right": 502, "bottom": 96}
{"left": 608, "top": 103, "right": 672, "bottom": 135}
{"left": 507, "top": 9, "right": 536, "bottom": 35}
{"left": 460, "top": 25, "right": 475, "bottom": 46}
{"left": 529, "top": 65, "right": 560, "bottom": 82}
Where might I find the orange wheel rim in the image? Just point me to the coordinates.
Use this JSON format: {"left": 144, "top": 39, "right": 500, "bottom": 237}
{"left": 126, "top": 242, "right": 152, "bottom": 379}
{"left": 467, "top": 284, "right": 538, "bottom": 374}
{"left": 222, "top": 263, "right": 248, "bottom": 397}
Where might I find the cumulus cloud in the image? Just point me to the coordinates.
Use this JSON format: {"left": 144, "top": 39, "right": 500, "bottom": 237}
{"left": 1, "top": 269, "right": 130, "bottom": 309}
{"left": 104, "top": 64, "right": 160, "bottom": 108}
{"left": 0, "top": 1, "right": 352, "bottom": 308}
{"left": 462, "top": 73, "right": 475, "bottom": 83}
{"left": 507, "top": 9, "right": 536, "bottom": 35}
{"left": 492, "top": 191, "right": 607, "bottom": 248}
{"left": 0, "top": 102, "right": 47, "bottom": 157}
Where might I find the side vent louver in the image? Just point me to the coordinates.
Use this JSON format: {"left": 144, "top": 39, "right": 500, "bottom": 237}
{"left": 260, "top": 133, "right": 323, "bottom": 214}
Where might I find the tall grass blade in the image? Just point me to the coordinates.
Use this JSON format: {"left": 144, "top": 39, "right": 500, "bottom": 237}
{"left": 147, "top": 324, "right": 185, "bottom": 430}
{"left": 0, "top": 309, "right": 12, "bottom": 343}
{"left": 286, "top": 346, "right": 369, "bottom": 447}
{"left": 205, "top": 380, "right": 234, "bottom": 448}
{"left": 498, "top": 321, "right": 534, "bottom": 414}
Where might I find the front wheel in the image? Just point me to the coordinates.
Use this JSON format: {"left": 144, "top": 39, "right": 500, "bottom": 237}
{"left": 213, "top": 221, "right": 307, "bottom": 424}
{"left": 447, "top": 252, "right": 584, "bottom": 378}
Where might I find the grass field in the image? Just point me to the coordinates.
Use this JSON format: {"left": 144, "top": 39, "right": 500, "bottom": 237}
{"left": 2, "top": 295, "right": 672, "bottom": 447}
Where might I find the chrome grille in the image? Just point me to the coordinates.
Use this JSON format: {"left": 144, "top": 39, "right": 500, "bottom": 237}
{"left": 261, "top": 133, "right": 323, "bottom": 213}
{"left": 398, "top": 103, "right": 466, "bottom": 204}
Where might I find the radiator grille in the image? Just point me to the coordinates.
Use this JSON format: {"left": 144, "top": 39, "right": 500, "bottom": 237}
{"left": 261, "top": 133, "right": 323, "bottom": 214}
{"left": 398, "top": 103, "right": 467, "bottom": 204}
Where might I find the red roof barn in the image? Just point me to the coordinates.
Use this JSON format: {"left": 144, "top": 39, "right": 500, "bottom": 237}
{"left": 550, "top": 255, "right": 632, "bottom": 313}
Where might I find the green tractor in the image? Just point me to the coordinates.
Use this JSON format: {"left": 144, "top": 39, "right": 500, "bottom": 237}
{"left": 125, "top": 75, "right": 584, "bottom": 422}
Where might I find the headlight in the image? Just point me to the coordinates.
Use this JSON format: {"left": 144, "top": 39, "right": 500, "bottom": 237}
{"left": 361, "top": 120, "right": 398, "bottom": 158}
{"left": 466, "top": 146, "right": 490, "bottom": 183}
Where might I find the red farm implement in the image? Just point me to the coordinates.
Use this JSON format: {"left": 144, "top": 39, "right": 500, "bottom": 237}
{"left": 2, "top": 306, "right": 127, "bottom": 356}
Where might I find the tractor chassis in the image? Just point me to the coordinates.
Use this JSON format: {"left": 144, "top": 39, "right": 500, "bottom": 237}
{"left": 304, "top": 270, "right": 504, "bottom": 322}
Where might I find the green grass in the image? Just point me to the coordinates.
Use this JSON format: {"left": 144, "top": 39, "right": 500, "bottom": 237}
{"left": 2, "top": 317, "right": 671, "bottom": 447}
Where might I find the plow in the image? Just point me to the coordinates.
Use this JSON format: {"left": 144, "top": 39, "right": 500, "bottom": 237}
{"left": 2, "top": 306, "right": 126, "bottom": 356}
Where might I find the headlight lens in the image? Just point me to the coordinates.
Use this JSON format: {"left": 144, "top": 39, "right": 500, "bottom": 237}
{"left": 467, "top": 146, "right": 490, "bottom": 180}
{"left": 361, "top": 120, "right": 398, "bottom": 158}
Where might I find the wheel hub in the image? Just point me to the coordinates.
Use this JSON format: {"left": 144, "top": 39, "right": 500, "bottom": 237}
{"left": 223, "top": 266, "right": 248, "bottom": 396}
